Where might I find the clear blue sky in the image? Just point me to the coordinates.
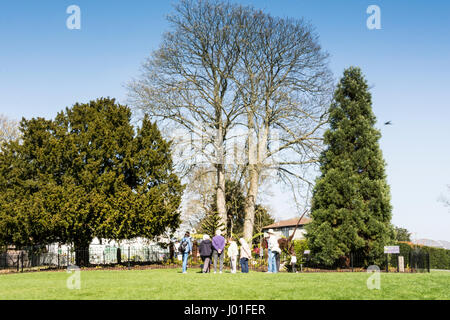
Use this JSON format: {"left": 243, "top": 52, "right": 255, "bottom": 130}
{"left": 1, "top": 1, "right": 449, "bottom": 241}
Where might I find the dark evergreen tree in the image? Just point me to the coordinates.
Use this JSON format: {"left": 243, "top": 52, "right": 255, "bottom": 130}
{"left": 0, "top": 98, "right": 184, "bottom": 265}
{"left": 252, "top": 205, "right": 275, "bottom": 244}
{"left": 200, "top": 179, "right": 274, "bottom": 239}
{"left": 394, "top": 226, "right": 411, "bottom": 242}
{"left": 225, "top": 180, "right": 246, "bottom": 238}
{"left": 306, "top": 67, "right": 393, "bottom": 267}
{"left": 253, "top": 205, "right": 274, "bottom": 234}
{"left": 199, "top": 210, "right": 225, "bottom": 239}
{"left": 205, "top": 179, "right": 244, "bottom": 238}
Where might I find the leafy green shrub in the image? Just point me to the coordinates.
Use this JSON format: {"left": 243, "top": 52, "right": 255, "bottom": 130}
{"left": 282, "top": 239, "right": 310, "bottom": 271}
{"left": 397, "top": 241, "right": 450, "bottom": 270}
{"left": 426, "top": 246, "right": 450, "bottom": 269}
{"left": 192, "top": 234, "right": 204, "bottom": 241}
{"left": 398, "top": 242, "right": 412, "bottom": 267}
{"left": 293, "top": 239, "right": 309, "bottom": 265}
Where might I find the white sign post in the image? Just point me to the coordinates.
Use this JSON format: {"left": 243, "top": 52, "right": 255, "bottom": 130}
{"left": 398, "top": 256, "right": 405, "bottom": 272}
{"left": 384, "top": 246, "right": 400, "bottom": 254}
{"left": 384, "top": 246, "right": 400, "bottom": 272}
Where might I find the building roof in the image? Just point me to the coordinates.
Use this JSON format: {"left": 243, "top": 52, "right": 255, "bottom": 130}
{"left": 262, "top": 217, "right": 312, "bottom": 230}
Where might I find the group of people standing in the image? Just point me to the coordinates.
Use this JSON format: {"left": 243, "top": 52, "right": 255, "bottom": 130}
{"left": 195, "top": 230, "right": 252, "bottom": 273}
{"left": 179, "top": 228, "right": 284, "bottom": 274}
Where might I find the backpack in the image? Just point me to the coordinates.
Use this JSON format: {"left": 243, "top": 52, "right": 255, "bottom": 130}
{"left": 179, "top": 239, "right": 189, "bottom": 253}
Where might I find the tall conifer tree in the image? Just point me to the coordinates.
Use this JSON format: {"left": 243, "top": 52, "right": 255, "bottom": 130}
{"left": 306, "top": 67, "right": 393, "bottom": 266}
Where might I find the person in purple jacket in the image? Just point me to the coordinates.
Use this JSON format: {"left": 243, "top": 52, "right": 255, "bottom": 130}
{"left": 211, "top": 229, "right": 225, "bottom": 273}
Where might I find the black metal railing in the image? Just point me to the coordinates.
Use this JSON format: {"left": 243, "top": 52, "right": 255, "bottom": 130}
{"left": 0, "top": 246, "right": 170, "bottom": 272}
{"left": 1, "top": 247, "right": 430, "bottom": 273}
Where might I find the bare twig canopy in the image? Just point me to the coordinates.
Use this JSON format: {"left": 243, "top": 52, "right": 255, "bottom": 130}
{"left": 128, "top": 0, "right": 333, "bottom": 240}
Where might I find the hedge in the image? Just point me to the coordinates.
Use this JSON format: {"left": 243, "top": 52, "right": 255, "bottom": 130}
{"left": 397, "top": 242, "right": 450, "bottom": 270}
{"left": 288, "top": 240, "right": 450, "bottom": 270}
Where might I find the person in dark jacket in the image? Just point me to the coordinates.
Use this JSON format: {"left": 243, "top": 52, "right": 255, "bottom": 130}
{"left": 199, "top": 234, "right": 212, "bottom": 273}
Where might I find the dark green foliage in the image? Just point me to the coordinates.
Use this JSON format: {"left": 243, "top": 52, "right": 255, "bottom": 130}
{"left": 292, "top": 239, "right": 310, "bottom": 265}
{"left": 394, "top": 226, "right": 411, "bottom": 242}
{"left": 199, "top": 210, "right": 224, "bottom": 238}
{"left": 427, "top": 246, "right": 450, "bottom": 269}
{"left": 224, "top": 180, "right": 245, "bottom": 237}
{"left": 397, "top": 242, "right": 450, "bottom": 270}
{"left": 283, "top": 239, "right": 310, "bottom": 272}
{"left": 306, "top": 67, "right": 394, "bottom": 267}
{"left": 253, "top": 205, "right": 275, "bottom": 238}
{"left": 202, "top": 179, "right": 274, "bottom": 239}
{"left": 0, "top": 98, "right": 184, "bottom": 264}
{"left": 200, "top": 180, "right": 239, "bottom": 238}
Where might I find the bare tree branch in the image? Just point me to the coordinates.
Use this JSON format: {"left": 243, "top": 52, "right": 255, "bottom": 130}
{"left": 0, "top": 114, "right": 20, "bottom": 146}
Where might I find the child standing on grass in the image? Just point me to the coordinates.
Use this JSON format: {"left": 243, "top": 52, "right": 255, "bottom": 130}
{"left": 290, "top": 247, "right": 297, "bottom": 273}
{"left": 239, "top": 238, "right": 251, "bottom": 273}
{"left": 227, "top": 237, "right": 238, "bottom": 273}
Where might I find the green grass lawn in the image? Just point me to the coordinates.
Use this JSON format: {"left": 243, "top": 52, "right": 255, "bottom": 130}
{"left": 0, "top": 268, "right": 449, "bottom": 300}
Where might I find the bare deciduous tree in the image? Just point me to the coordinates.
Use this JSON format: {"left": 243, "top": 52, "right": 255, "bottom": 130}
{"left": 129, "top": 0, "right": 333, "bottom": 240}
{"left": 128, "top": 0, "right": 248, "bottom": 228}
{"left": 181, "top": 165, "right": 216, "bottom": 231}
{"left": 233, "top": 12, "right": 333, "bottom": 240}
{"left": 0, "top": 114, "right": 20, "bottom": 146}
{"left": 439, "top": 185, "right": 450, "bottom": 211}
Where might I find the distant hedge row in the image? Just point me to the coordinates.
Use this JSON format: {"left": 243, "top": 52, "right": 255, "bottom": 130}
{"left": 289, "top": 240, "right": 450, "bottom": 270}
{"left": 397, "top": 242, "right": 450, "bottom": 270}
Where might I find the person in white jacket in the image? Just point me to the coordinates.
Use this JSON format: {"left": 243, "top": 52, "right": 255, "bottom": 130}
{"left": 227, "top": 237, "right": 239, "bottom": 273}
{"left": 268, "top": 229, "right": 281, "bottom": 273}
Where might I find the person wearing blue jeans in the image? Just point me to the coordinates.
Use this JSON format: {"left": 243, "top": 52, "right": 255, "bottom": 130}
{"left": 272, "top": 251, "right": 280, "bottom": 273}
{"left": 267, "top": 229, "right": 280, "bottom": 273}
{"left": 180, "top": 231, "right": 192, "bottom": 273}
{"left": 267, "top": 249, "right": 273, "bottom": 273}
{"left": 239, "top": 238, "right": 251, "bottom": 273}
{"left": 240, "top": 257, "right": 249, "bottom": 273}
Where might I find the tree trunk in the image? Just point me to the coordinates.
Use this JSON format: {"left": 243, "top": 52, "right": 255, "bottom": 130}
{"left": 215, "top": 119, "right": 227, "bottom": 233}
{"left": 74, "top": 241, "right": 90, "bottom": 267}
{"left": 169, "top": 242, "right": 175, "bottom": 263}
{"left": 216, "top": 163, "right": 227, "bottom": 232}
{"left": 192, "top": 241, "right": 198, "bottom": 263}
{"left": 243, "top": 164, "right": 259, "bottom": 242}
{"left": 243, "top": 110, "right": 263, "bottom": 242}
{"left": 116, "top": 247, "right": 122, "bottom": 265}
{"left": 227, "top": 212, "right": 234, "bottom": 239}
